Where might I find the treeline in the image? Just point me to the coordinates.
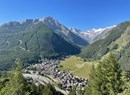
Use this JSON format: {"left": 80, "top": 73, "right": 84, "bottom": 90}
{"left": 0, "top": 49, "right": 41, "bottom": 70}
{"left": 0, "top": 61, "right": 63, "bottom": 95}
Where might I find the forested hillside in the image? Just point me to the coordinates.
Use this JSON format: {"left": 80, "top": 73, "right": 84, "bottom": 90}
{"left": 0, "top": 19, "right": 81, "bottom": 70}
{"left": 80, "top": 21, "right": 130, "bottom": 70}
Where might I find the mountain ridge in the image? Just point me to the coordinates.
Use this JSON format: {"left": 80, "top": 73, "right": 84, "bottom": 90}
{"left": 0, "top": 16, "right": 116, "bottom": 44}
{"left": 1, "top": 16, "right": 129, "bottom": 70}
{"left": 0, "top": 16, "right": 85, "bottom": 70}
{"left": 80, "top": 21, "right": 130, "bottom": 70}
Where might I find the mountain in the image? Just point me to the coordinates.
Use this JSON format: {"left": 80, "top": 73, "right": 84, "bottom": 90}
{"left": 80, "top": 21, "right": 130, "bottom": 70}
{"left": 81, "top": 25, "right": 116, "bottom": 43}
{"left": 39, "top": 17, "right": 89, "bottom": 46}
{"left": 0, "top": 16, "right": 88, "bottom": 47}
{"left": 8, "top": 22, "right": 81, "bottom": 56}
{"left": 68, "top": 26, "right": 116, "bottom": 43}
{"left": 0, "top": 17, "right": 85, "bottom": 70}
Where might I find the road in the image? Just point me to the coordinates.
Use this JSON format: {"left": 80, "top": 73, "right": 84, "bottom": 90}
{"left": 23, "top": 73, "right": 68, "bottom": 95}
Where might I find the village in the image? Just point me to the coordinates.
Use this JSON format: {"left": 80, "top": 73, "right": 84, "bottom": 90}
{"left": 23, "top": 58, "right": 88, "bottom": 94}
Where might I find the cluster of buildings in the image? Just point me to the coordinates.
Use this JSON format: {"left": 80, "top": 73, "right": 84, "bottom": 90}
{"left": 26, "top": 58, "right": 88, "bottom": 92}
{"left": 53, "top": 70, "right": 88, "bottom": 91}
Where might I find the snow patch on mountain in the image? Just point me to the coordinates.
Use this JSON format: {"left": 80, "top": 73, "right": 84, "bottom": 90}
{"left": 81, "top": 25, "right": 116, "bottom": 42}
{"left": 1, "top": 16, "right": 116, "bottom": 44}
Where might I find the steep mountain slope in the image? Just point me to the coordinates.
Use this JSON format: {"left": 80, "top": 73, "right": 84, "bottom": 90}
{"left": 0, "top": 17, "right": 82, "bottom": 70}
{"left": 69, "top": 28, "right": 89, "bottom": 46}
{"left": 69, "top": 26, "right": 115, "bottom": 43}
{"left": 8, "top": 22, "right": 81, "bottom": 56}
{"left": 80, "top": 21, "right": 130, "bottom": 70}
{"left": 81, "top": 26, "right": 116, "bottom": 43}
{"left": 0, "top": 17, "right": 88, "bottom": 49}
{"left": 0, "top": 21, "right": 34, "bottom": 49}
{"left": 39, "top": 17, "right": 89, "bottom": 46}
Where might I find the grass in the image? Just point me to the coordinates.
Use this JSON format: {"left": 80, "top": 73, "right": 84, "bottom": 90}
{"left": 59, "top": 56, "right": 97, "bottom": 78}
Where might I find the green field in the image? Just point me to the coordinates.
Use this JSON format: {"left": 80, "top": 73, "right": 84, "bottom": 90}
{"left": 59, "top": 56, "right": 97, "bottom": 78}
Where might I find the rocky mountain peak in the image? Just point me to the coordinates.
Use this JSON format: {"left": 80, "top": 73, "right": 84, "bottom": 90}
{"left": 39, "top": 16, "right": 62, "bottom": 28}
{"left": 20, "top": 19, "right": 34, "bottom": 24}
{"left": 2, "top": 21, "right": 20, "bottom": 27}
{"left": 69, "top": 28, "right": 81, "bottom": 33}
{"left": 80, "top": 25, "right": 116, "bottom": 42}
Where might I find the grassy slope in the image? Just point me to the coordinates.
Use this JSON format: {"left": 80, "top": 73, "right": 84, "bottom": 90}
{"left": 59, "top": 56, "right": 97, "bottom": 78}
{"left": 80, "top": 21, "right": 130, "bottom": 70}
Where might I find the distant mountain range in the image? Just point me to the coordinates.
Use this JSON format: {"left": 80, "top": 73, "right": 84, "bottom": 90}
{"left": 80, "top": 21, "right": 130, "bottom": 71}
{"left": 0, "top": 16, "right": 89, "bottom": 70}
{"left": 81, "top": 25, "right": 116, "bottom": 43}
{"left": 1, "top": 16, "right": 130, "bottom": 71}
{"left": 70, "top": 25, "right": 116, "bottom": 43}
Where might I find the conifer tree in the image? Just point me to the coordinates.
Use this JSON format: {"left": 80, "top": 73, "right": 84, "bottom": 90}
{"left": 0, "top": 59, "right": 62, "bottom": 95}
{"left": 0, "top": 60, "right": 29, "bottom": 95}
{"left": 119, "top": 72, "right": 130, "bottom": 95}
{"left": 86, "top": 53, "right": 123, "bottom": 95}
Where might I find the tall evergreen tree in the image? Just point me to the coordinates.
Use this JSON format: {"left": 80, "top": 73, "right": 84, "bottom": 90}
{"left": 86, "top": 53, "right": 123, "bottom": 95}
{"left": 0, "top": 59, "right": 63, "bottom": 95}
{"left": 0, "top": 60, "right": 29, "bottom": 95}
{"left": 118, "top": 72, "right": 130, "bottom": 95}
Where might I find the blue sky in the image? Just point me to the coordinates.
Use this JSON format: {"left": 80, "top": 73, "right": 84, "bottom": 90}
{"left": 0, "top": 0, "right": 130, "bottom": 30}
